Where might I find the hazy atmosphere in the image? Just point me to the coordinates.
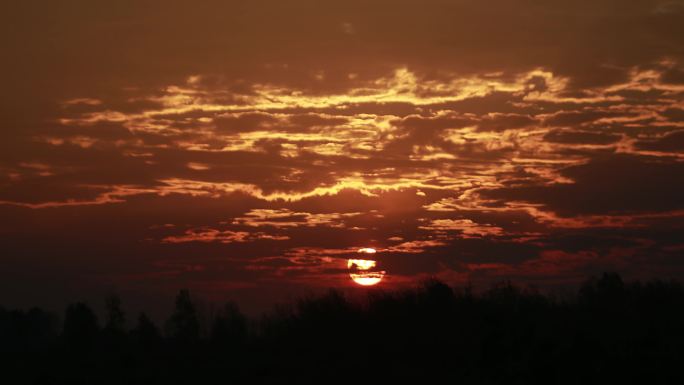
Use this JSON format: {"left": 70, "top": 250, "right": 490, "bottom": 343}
{"left": 2, "top": 0, "right": 684, "bottom": 317}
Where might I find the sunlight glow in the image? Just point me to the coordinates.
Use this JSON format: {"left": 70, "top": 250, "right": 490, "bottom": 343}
{"left": 347, "top": 259, "right": 377, "bottom": 270}
{"left": 348, "top": 248, "right": 385, "bottom": 286}
{"left": 349, "top": 273, "right": 385, "bottom": 286}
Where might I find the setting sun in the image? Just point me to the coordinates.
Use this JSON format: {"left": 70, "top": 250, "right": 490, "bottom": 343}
{"left": 348, "top": 248, "right": 385, "bottom": 286}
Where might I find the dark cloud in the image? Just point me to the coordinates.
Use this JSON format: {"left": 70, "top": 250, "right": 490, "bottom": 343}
{"left": 477, "top": 114, "right": 537, "bottom": 132}
{"left": 543, "top": 129, "right": 622, "bottom": 145}
{"left": 543, "top": 111, "right": 625, "bottom": 127}
{"left": 214, "top": 112, "right": 279, "bottom": 133}
{"left": 482, "top": 155, "right": 684, "bottom": 216}
{"left": 635, "top": 130, "right": 684, "bottom": 152}
{"left": 662, "top": 108, "right": 684, "bottom": 122}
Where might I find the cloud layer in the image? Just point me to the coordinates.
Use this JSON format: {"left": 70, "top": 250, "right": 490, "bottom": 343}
{"left": 1, "top": 0, "right": 683, "bottom": 312}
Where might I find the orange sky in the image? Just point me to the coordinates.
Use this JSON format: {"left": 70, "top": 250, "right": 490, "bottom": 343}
{"left": 1, "top": 0, "right": 683, "bottom": 314}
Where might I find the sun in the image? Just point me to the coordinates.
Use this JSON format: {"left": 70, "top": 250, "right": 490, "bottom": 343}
{"left": 348, "top": 247, "right": 386, "bottom": 286}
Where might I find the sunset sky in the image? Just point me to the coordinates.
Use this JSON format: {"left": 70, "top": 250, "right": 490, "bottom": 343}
{"left": 2, "top": 0, "right": 683, "bottom": 315}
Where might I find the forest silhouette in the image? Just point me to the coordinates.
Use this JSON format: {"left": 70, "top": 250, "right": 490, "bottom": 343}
{"left": 2, "top": 273, "right": 684, "bottom": 384}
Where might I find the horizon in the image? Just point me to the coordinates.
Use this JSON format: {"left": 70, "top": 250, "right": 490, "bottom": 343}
{"left": 2, "top": 270, "right": 596, "bottom": 323}
{"left": 0, "top": 270, "right": 673, "bottom": 329}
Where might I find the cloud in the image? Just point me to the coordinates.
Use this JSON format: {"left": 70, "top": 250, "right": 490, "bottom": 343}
{"left": 161, "top": 225, "right": 291, "bottom": 244}
{"left": 481, "top": 155, "right": 684, "bottom": 216}
{"left": 635, "top": 130, "right": 684, "bottom": 152}
{"left": 543, "top": 129, "right": 622, "bottom": 145}
{"left": 232, "top": 208, "right": 361, "bottom": 228}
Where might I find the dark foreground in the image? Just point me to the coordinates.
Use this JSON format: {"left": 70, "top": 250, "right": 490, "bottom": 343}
{"left": 2, "top": 273, "right": 684, "bottom": 384}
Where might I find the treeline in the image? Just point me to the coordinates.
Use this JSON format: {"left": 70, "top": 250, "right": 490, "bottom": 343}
{"left": 2, "top": 273, "right": 684, "bottom": 384}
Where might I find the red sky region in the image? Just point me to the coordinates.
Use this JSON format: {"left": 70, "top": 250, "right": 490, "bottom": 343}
{"left": 1, "top": 0, "right": 683, "bottom": 316}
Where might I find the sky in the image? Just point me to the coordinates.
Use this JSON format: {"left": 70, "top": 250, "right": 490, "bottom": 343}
{"left": 1, "top": 0, "right": 683, "bottom": 315}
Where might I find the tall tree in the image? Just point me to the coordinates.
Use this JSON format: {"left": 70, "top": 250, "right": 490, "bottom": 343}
{"left": 104, "top": 295, "right": 126, "bottom": 334}
{"left": 165, "top": 289, "right": 200, "bottom": 342}
{"left": 211, "top": 301, "right": 248, "bottom": 347}
{"left": 63, "top": 302, "right": 99, "bottom": 351}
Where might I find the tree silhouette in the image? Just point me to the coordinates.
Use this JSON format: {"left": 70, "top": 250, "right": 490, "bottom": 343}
{"left": 132, "top": 312, "right": 161, "bottom": 346}
{"left": 3, "top": 272, "right": 684, "bottom": 384}
{"left": 165, "top": 289, "right": 200, "bottom": 343}
{"left": 0, "top": 306, "right": 57, "bottom": 354}
{"left": 210, "top": 301, "right": 248, "bottom": 347}
{"left": 62, "top": 302, "right": 99, "bottom": 352}
{"left": 104, "top": 295, "right": 126, "bottom": 334}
